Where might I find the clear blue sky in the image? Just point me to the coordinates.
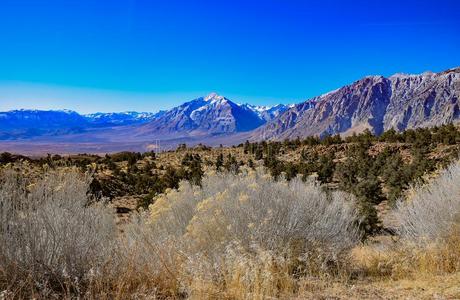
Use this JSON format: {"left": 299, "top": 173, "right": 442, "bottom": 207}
{"left": 1, "top": 0, "right": 459, "bottom": 113}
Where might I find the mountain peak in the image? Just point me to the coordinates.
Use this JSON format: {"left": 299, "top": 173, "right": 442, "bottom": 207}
{"left": 204, "top": 92, "right": 225, "bottom": 102}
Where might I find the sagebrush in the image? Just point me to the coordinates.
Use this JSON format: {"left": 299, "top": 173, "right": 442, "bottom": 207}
{"left": 122, "top": 169, "right": 360, "bottom": 298}
{"left": 0, "top": 168, "right": 116, "bottom": 297}
{"left": 395, "top": 162, "right": 460, "bottom": 243}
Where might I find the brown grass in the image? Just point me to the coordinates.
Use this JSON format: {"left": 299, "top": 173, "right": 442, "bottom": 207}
{"left": 2, "top": 162, "right": 460, "bottom": 299}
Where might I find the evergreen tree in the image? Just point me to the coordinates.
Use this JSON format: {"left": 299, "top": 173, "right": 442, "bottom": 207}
{"left": 243, "top": 140, "right": 250, "bottom": 154}
{"left": 316, "top": 154, "right": 335, "bottom": 183}
{"left": 188, "top": 157, "right": 204, "bottom": 186}
{"left": 248, "top": 158, "right": 255, "bottom": 169}
{"left": 254, "top": 147, "right": 263, "bottom": 160}
{"left": 215, "top": 153, "right": 224, "bottom": 171}
{"left": 224, "top": 154, "right": 239, "bottom": 173}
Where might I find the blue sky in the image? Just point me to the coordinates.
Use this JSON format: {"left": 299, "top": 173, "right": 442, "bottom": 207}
{"left": 1, "top": 0, "right": 459, "bottom": 113}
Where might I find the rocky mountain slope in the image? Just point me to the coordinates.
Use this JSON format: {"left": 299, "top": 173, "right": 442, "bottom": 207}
{"left": 134, "top": 93, "right": 289, "bottom": 137}
{"left": 252, "top": 67, "right": 460, "bottom": 140}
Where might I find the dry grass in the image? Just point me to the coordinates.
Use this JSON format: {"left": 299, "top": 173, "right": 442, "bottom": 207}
{"left": 294, "top": 272, "right": 460, "bottom": 299}
{"left": 1, "top": 161, "right": 460, "bottom": 299}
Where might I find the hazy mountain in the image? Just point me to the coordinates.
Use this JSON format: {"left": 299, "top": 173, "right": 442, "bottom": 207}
{"left": 0, "top": 109, "right": 88, "bottom": 139}
{"left": 84, "top": 111, "right": 166, "bottom": 126}
{"left": 251, "top": 67, "right": 460, "bottom": 140}
{"left": 0, "top": 109, "right": 165, "bottom": 140}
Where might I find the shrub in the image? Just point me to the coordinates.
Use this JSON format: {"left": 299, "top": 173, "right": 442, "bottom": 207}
{"left": 348, "top": 161, "right": 460, "bottom": 281}
{"left": 0, "top": 168, "right": 116, "bottom": 297}
{"left": 153, "top": 169, "right": 358, "bottom": 258}
{"left": 122, "top": 169, "right": 360, "bottom": 297}
{"left": 394, "top": 162, "right": 460, "bottom": 243}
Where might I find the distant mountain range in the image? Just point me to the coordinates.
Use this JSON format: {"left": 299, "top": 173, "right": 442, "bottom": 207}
{"left": 0, "top": 110, "right": 166, "bottom": 140}
{"left": 85, "top": 111, "right": 166, "bottom": 126}
{"left": 0, "top": 93, "right": 291, "bottom": 141}
{"left": 0, "top": 67, "right": 459, "bottom": 154}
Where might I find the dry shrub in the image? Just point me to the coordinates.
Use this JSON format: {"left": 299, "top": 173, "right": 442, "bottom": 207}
{"left": 152, "top": 170, "right": 360, "bottom": 264}
{"left": 115, "top": 215, "right": 187, "bottom": 299}
{"left": 0, "top": 168, "right": 116, "bottom": 298}
{"left": 354, "top": 162, "right": 460, "bottom": 280}
{"left": 350, "top": 244, "right": 399, "bottom": 278}
{"left": 393, "top": 161, "right": 460, "bottom": 275}
{"left": 123, "top": 169, "right": 360, "bottom": 299}
{"left": 395, "top": 162, "right": 460, "bottom": 243}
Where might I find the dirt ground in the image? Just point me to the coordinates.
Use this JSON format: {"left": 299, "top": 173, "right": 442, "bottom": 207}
{"left": 296, "top": 273, "right": 460, "bottom": 299}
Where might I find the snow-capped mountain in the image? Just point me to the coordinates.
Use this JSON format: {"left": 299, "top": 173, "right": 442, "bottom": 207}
{"left": 1, "top": 67, "right": 460, "bottom": 153}
{"left": 84, "top": 111, "right": 166, "bottom": 126}
{"left": 135, "top": 93, "right": 289, "bottom": 136}
{"left": 0, "top": 94, "right": 290, "bottom": 140}
{"left": 0, "top": 109, "right": 85, "bottom": 129}
{"left": 240, "top": 103, "right": 291, "bottom": 122}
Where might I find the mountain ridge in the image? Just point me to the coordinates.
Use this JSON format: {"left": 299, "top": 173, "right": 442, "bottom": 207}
{"left": 0, "top": 67, "right": 459, "bottom": 153}
{"left": 134, "top": 93, "right": 290, "bottom": 137}
{"left": 0, "top": 94, "right": 291, "bottom": 140}
{"left": 251, "top": 67, "right": 460, "bottom": 140}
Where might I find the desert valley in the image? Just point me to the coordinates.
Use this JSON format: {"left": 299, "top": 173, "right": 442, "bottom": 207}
{"left": 1, "top": 0, "right": 460, "bottom": 298}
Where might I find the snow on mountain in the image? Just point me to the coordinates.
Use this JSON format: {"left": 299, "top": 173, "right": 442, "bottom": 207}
{"left": 84, "top": 111, "right": 165, "bottom": 126}
{"left": 0, "top": 109, "right": 166, "bottom": 140}
{"left": 240, "top": 103, "right": 291, "bottom": 122}
{"left": 135, "top": 93, "right": 291, "bottom": 136}
{"left": 2, "top": 66, "right": 459, "bottom": 149}
{"left": 0, "top": 109, "right": 85, "bottom": 129}
{"left": 0, "top": 93, "right": 292, "bottom": 140}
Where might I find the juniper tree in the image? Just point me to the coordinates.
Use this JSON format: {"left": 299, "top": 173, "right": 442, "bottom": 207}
{"left": 215, "top": 153, "right": 224, "bottom": 171}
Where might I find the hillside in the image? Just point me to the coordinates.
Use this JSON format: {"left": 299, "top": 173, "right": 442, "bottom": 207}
{"left": 2, "top": 125, "right": 460, "bottom": 299}
{"left": 253, "top": 67, "right": 460, "bottom": 140}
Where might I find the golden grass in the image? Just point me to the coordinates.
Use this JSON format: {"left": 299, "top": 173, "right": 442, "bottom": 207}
{"left": 352, "top": 227, "right": 460, "bottom": 280}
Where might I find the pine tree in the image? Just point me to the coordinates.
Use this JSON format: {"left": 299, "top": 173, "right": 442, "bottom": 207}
{"left": 188, "top": 158, "right": 204, "bottom": 186}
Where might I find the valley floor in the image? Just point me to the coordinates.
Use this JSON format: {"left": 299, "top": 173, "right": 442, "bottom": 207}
{"left": 2, "top": 127, "right": 460, "bottom": 299}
